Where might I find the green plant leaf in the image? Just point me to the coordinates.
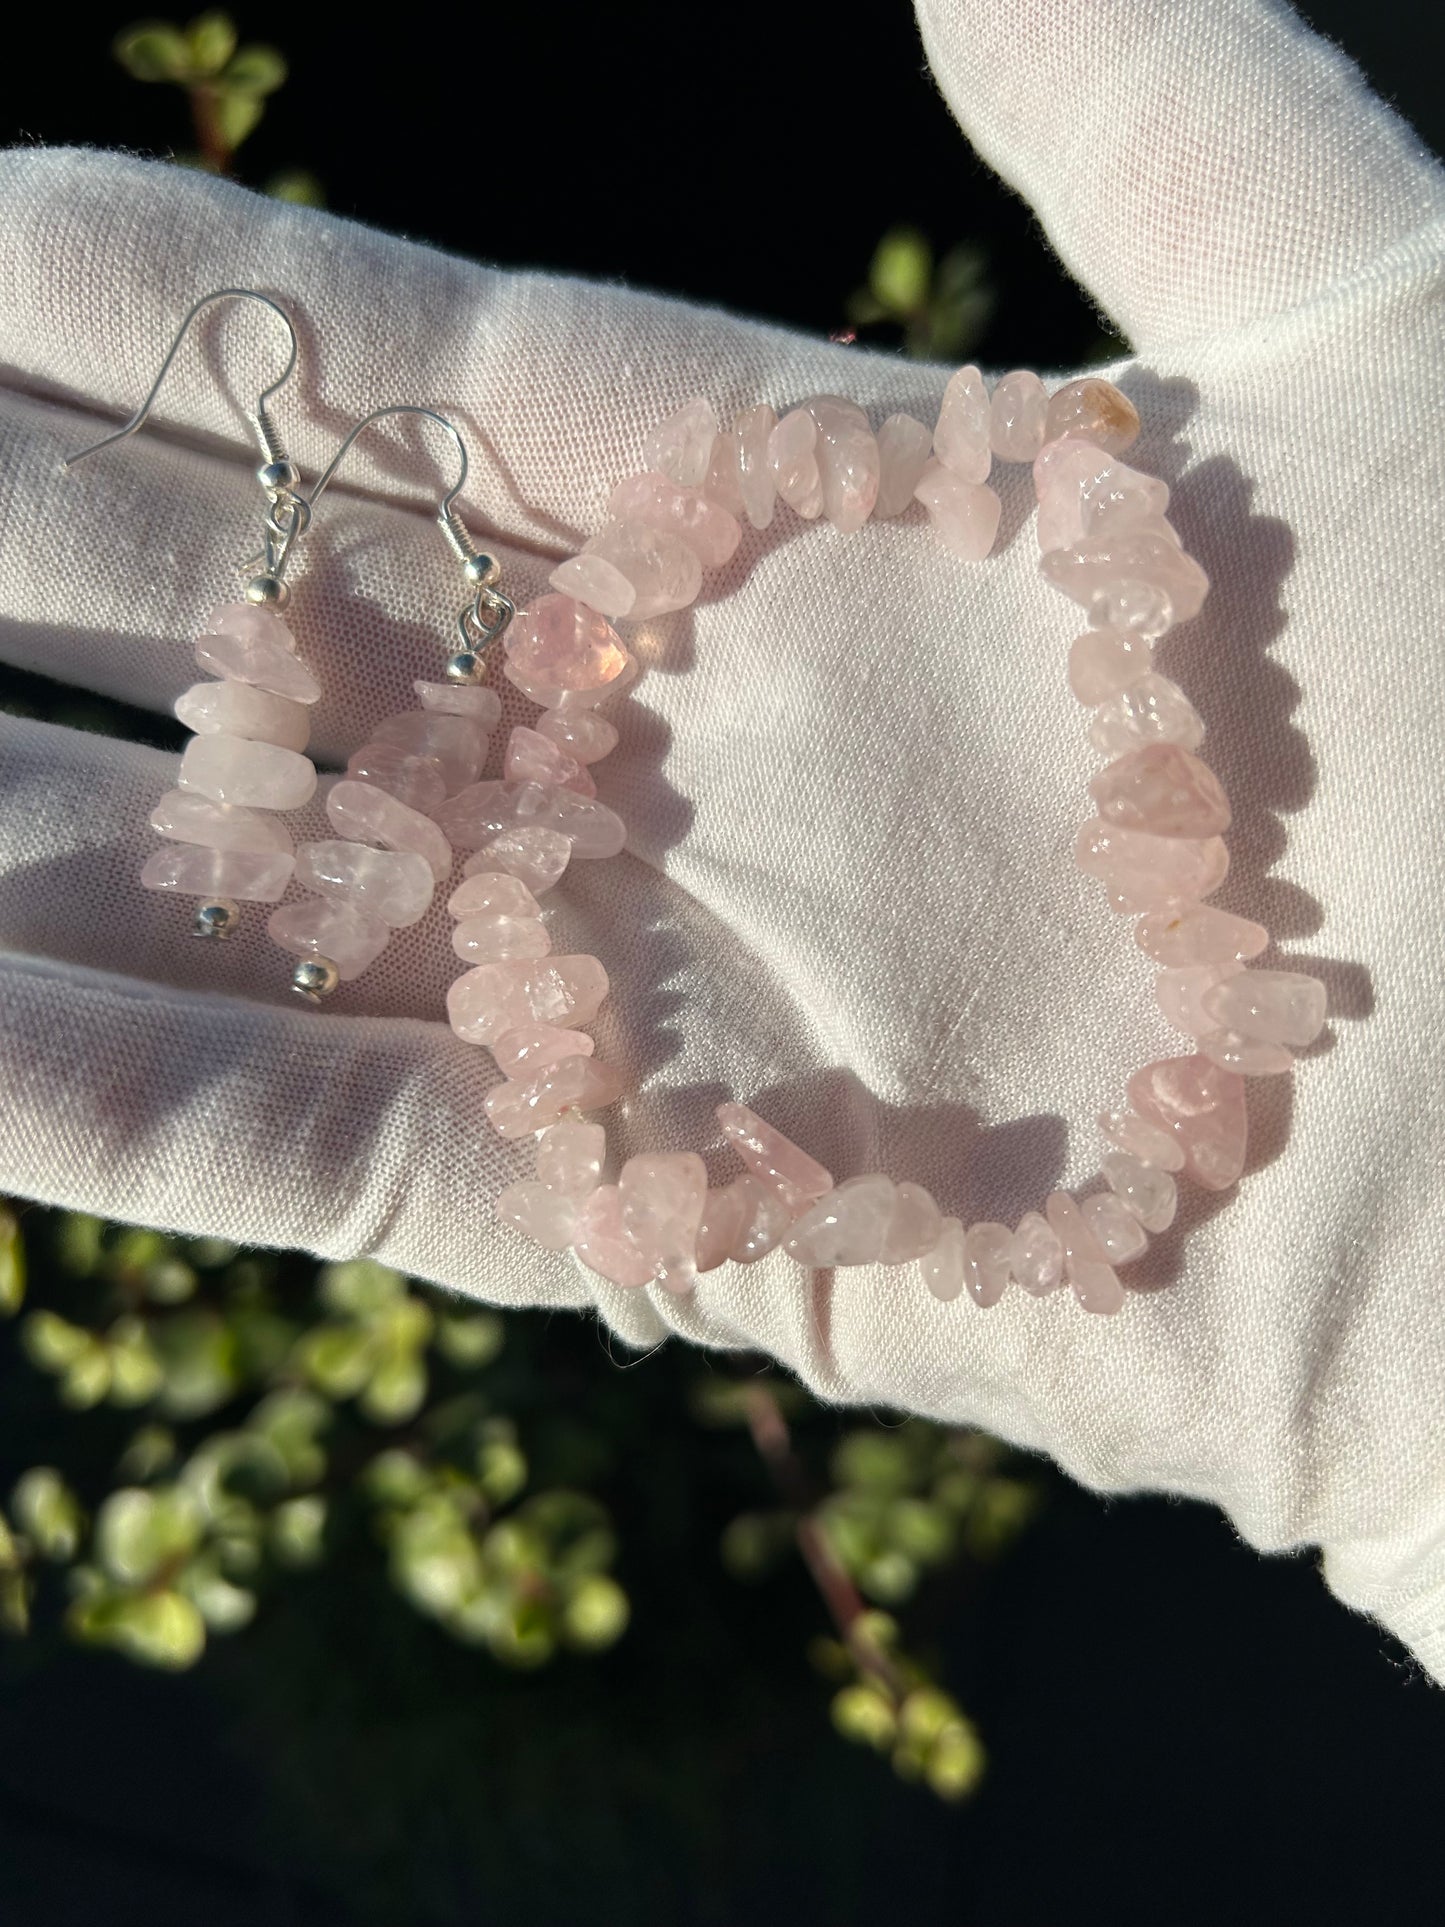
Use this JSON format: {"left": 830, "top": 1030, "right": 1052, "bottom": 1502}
{"left": 186, "top": 10, "right": 237, "bottom": 75}
{"left": 0, "top": 1207, "right": 24, "bottom": 1315}
{"left": 224, "top": 42, "right": 286, "bottom": 93}
{"left": 264, "top": 169, "right": 324, "bottom": 207}
{"left": 561, "top": 1574, "right": 629, "bottom": 1650}
{"left": 832, "top": 1682, "right": 897, "bottom": 1751}
{"left": 22, "top": 1309, "right": 90, "bottom": 1373}
{"left": 113, "top": 22, "right": 191, "bottom": 83}
{"left": 72, "top": 1585, "right": 207, "bottom": 1669}
{"left": 435, "top": 1310, "right": 505, "bottom": 1370}
{"left": 211, "top": 88, "right": 264, "bottom": 152}
{"left": 360, "top": 1349, "right": 428, "bottom": 1426}
{"left": 11, "top": 1468, "right": 85, "bottom": 1561}
{"left": 95, "top": 1485, "right": 203, "bottom": 1585}
{"left": 270, "top": 1495, "right": 326, "bottom": 1568}
{"left": 319, "top": 1258, "right": 404, "bottom": 1318}
{"left": 869, "top": 227, "right": 932, "bottom": 318}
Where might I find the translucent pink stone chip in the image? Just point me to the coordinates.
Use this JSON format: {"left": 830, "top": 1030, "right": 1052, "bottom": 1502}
{"left": 784, "top": 1175, "right": 895, "bottom": 1266}
{"left": 913, "top": 461, "right": 1001, "bottom": 561}
{"left": 734, "top": 403, "right": 778, "bottom": 530}
{"left": 451, "top": 913, "right": 552, "bottom": 963}
{"left": 462, "top": 829, "right": 571, "bottom": 897}
{"left": 295, "top": 841, "right": 435, "bottom": 927}
{"left": 1041, "top": 530, "right": 1208, "bottom": 637}
{"left": 1068, "top": 629, "right": 1153, "bottom": 704}
{"left": 536, "top": 709, "right": 618, "bottom": 764}
{"left": 574, "top": 1185, "right": 654, "bottom": 1289}
{"left": 178, "top": 735, "right": 316, "bottom": 810}
{"left": 919, "top": 1216, "right": 966, "bottom": 1301}
{"left": 620, "top": 1152, "right": 709, "bottom": 1292}
{"left": 1074, "top": 819, "right": 1229, "bottom": 914}
{"left": 768, "top": 408, "right": 823, "bottom": 518}
{"left": 1127, "top": 1054, "right": 1248, "bottom": 1192}
{"left": 874, "top": 413, "right": 933, "bottom": 518}
{"left": 437, "top": 781, "right": 624, "bottom": 859}
{"left": 447, "top": 954, "right": 609, "bottom": 1047}
{"left": 325, "top": 780, "right": 452, "bottom": 882}
{"left": 174, "top": 680, "right": 310, "bottom": 752}
{"left": 372, "top": 711, "right": 486, "bottom": 794}
{"left": 1044, "top": 1191, "right": 1124, "bottom": 1314}
{"left": 413, "top": 681, "right": 502, "bottom": 725}
{"left": 535, "top": 1118, "right": 606, "bottom": 1200}
{"left": 345, "top": 743, "right": 447, "bottom": 816}
{"left": 140, "top": 844, "right": 293, "bottom": 901}
{"left": 503, "top": 646, "right": 638, "bottom": 713}
{"left": 963, "top": 1222, "right": 1014, "bottom": 1306}
{"left": 989, "top": 370, "right": 1048, "bottom": 463}
{"left": 1134, "top": 905, "right": 1269, "bottom": 968}
{"left": 1097, "top": 1108, "right": 1186, "bottom": 1173}
{"left": 881, "top": 1183, "right": 943, "bottom": 1265}
{"left": 483, "top": 1056, "right": 625, "bottom": 1139}
{"left": 495, "top": 1181, "right": 578, "bottom": 1252}
{"left": 150, "top": 789, "right": 293, "bottom": 856}
{"left": 806, "top": 395, "right": 880, "bottom": 534}
{"left": 505, "top": 594, "right": 631, "bottom": 693}
{"left": 579, "top": 520, "right": 702, "bottom": 619}
{"left": 504, "top": 726, "right": 595, "bottom": 798}
{"left": 1012, "top": 1211, "right": 1065, "bottom": 1296}
{"left": 1101, "top": 1152, "right": 1178, "bottom": 1233}
{"left": 715, "top": 1101, "right": 832, "bottom": 1214}
{"left": 1082, "top": 1192, "right": 1149, "bottom": 1264}
{"left": 195, "top": 606, "right": 320, "bottom": 704}
{"left": 643, "top": 397, "right": 719, "bottom": 488}
{"left": 1199, "top": 971, "right": 1327, "bottom": 1048}
{"left": 607, "top": 473, "right": 742, "bottom": 568}
{"left": 932, "top": 365, "right": 991, "bottom": 483}
{"left": 447, "top": 872, "right": 542, "bottom": 919}
{"left": 1090, "top": 744, "right": 1231, "bottom": 838}
{"left": 267, "top": 899, "right": 390, "bottom": 980}
{"left": 491, "top": 1025, "right": 595, "bottom": 1078}
{"left": 1088, "top": 673, "right": 1205, "bottom": 756}
{"left": 1155, "top": 962, "right": 1242, "bottom": 1036}
{"left": 1042, "top": 378, "right": 1140, "bottom": 456}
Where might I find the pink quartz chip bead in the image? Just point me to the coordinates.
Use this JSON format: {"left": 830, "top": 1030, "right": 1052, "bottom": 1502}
{"left": 150, "top": 789, "right": 293, "bottom": 856}
{"left": 768, "top": 408, "right": 824, "bottom": 518}
{"left": 1075, "top": 819, "right": 1229, "bottom": 914}
{"left": 447, "top": 954, "right": 609, "bottom": 1047}
{"left": 505, "top": 594, "right": 632, "bottom": 693}
{"left": 932, "top": 364, "right": 991, "bottom": 483}
{"left": 1090, "top": 744, "right": 1231, "bottom": 838}
{"left": 963, "top": 1222, "right": 1015, "bottom": 1307}
{"left": 608, "top": 472, "right": 742, "bottom": 568}
{"left": 874, "top": 413, "right": 933, "bottom": 518}
{"left": 1044, "top": 1191, "right": 1125, "bottom": 1315}
{"left": 536, "top": 1117, "right": 606, "bottom": 1199}
{"left": 1134, "top": 905, "right": 1269, "bottom": 967}
{"left": 413, "top": 681, "right": 502, "bottom": 725}
{"left": 372, "top": 711, "right": 487, "bottom": 795}
{"left": 463, "top": 829, "right": 571, "bottom": 897}
{"left": 1102, "top": 1152, "right": 1178, "bottom": 1233}
{"left": 1082, "top": 1192, "right": 1149, "bottom": 1264}
{"left": 295, "top": 841, "right": 435, "bottom": 926}
{"left": 913, "top": 461, "right": 1001, "bottom": 561}
{"left": 1042, "top": 530, "right": 1209, "bottom": 638}
{"left": 483, "top": 1055, "right": 625, "bottom": 1139}
{"left": 783, "top": 1175, "right": 895, "bottom": 1267}
{"left": 438, "top": 781, "right": 625, "bottom": 859}
{"left": 1197, "top": 1028, "right": 1295, "bottom": 1076}
{"left": 345, "top": 743, "right": 447, "bottom": 816}
{"left": 715, "top": 1101, "right": 833, "bottom": 1214}
{"left": 495, "top": 1181, "right": 579, "bottom": 1252}
{"left": 503, "top": 646, "right": 639, "bottom": 713}
{"left": 174, "top": 680, "right": 310, "bottom": 752}
{"left": 1200, "top": 970, "right": 1327, "bottom": 1048}
{"left": 536, "top": 709, "right": 619, "bottom": 765}
{"left": 989, "top": 369, "right": 1048, "bottom": 463}
{"left": 1155, "top": 962, "right": 1242, "bottom": 1036}
{"left": 267, "top": 899, "right": 390, "bottom": 980}
{"left": 178, "top": 735, "right": 316, "bottom": 811}
{"left": 504, "top": 726, "right": 596, "bottom": 798}
{"left": 734, "top": 403, "right": 778, "bottom": 530}
{"left": 492, "top": 1024, "right": 595, "bottom": 1078}
{"left": 695, "top": 1182, "right": 752, "bottom": 1274}
{"left": 1034, "top": 437, "right": 1168, "bottom": 552}
{"left": 195, "top": 608, "right": 320, "bottom": 704}
{"left": 1043, "top": 378, "right": 1141, "bottom": 456}
{"left": 140, "top": 844, "right": 293, "bottom": 901}
{"left": 548, "top": 553, "right": 636, "bottom": 621}
{"left": 703, "top": 427, "right": 746, "bottom": 518}
{"left": 919, "top": 1216, "right": 966, "bottom": 1301}
{"left": 643, "top": 397, "right": 719, "bottom": 488}
{"left": 451, "top": 912, "right": 552, "bottom": 964}
{"left": 1068, "top": 629, "right": 1153, "bottom": 704}
{"left": 574, "top": 1184, "right": 654, "bottom": 1289}
{"left": 1012, "top": 1211, "right": 1065, "bottom": 1296}
{"left": 1088, "top": 673, "right": 1206, "bottom": 757}
{"left": 620, "top": 1152, "right": 709, "bottom": 1293}
{"left": 1097, "top": 1108, "right": 1186, "bottom": 1173}
{"left": 805, "top": 394, "right": 880, "bottom": 534}
{"left": 1127, "top": 1054, "right": 1248, "bottom": 1192}
{"left": 579, "top": 520, "right": 703, "bottom": 619}
{"left": 326, "top": 780, "right": 452, "bottom": 883}
{"left": 447, "top": 872, "right": 542, "bottom": 919}
{"left": 880, "top": 1183, "right": 943, "bottom": 1265}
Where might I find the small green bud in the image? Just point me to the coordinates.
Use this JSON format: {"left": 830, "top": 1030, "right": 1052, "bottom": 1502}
{"left": 831, "top": 1682, "right": 897, "bottom": 1752}
{"left": 113, "top": 24, "right": 190, "bottom": 83}
{"left": 11, "top": 1467, "right": 85, "bottom": 1561}
{"left": 561, "top": 1574, "right": 629, "bottom": 1651}
{"left": 186, "top": 10, "right": 238, "bottom": 75}
{"left": 868, "top": 227, "right": 932, "bottom": 318}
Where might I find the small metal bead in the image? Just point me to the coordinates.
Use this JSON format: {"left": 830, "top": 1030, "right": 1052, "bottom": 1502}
{"left": 257, "top": 458, "right": 300, "bottom": 494}
{"left": 463, "top": 551, "right": 501, "bottom": 589}
{"left": 291, "top": 958, "right": 340, "bottom": 1003}
{"left": 244, "top": 573, "right": 290, "bottom": 607}
{"left": 444, "top": 649, "right": 486, "bottom": 684}
{"left": 192, "top": 898, "right": 241, "bottom": 940}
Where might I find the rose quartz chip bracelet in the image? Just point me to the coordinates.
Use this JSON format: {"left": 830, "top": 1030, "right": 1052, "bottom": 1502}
{"left": 146, "top": 368, "right": 1327, "bottom": 1314}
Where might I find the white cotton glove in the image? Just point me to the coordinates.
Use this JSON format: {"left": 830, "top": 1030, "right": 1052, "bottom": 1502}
{"left": 1, "top": 0, "right": 1442, "bottom": 1673}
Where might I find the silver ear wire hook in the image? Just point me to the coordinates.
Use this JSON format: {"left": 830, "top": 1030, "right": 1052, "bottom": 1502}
{"left": 60, "top": 286, "right": 311, "bottom": 607}
{"left": 304, "top": 403, "right": 514, "bottom": 682}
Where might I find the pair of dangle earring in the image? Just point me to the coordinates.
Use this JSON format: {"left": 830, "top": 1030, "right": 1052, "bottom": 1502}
{"left": 61, "top": 287, "right": 515, "bottom": 997}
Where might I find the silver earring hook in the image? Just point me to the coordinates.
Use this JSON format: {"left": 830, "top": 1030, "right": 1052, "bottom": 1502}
{"left": 304, "top": 403, "right": 513, "bottom": 677}
{"left": 59, "top": 286, "right": 300, "bottom": 475}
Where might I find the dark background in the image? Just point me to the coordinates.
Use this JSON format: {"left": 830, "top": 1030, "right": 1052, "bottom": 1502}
{"left": 3, "top": 4, "right": 1445, "bottom": 1924}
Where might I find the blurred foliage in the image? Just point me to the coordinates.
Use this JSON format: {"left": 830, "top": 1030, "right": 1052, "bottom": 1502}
{"left": 846, "top": 225, "right": 994, "bottom": 360}
{"left": 114, "top": 11, "right": 321, "bottom": 202}
{"left": 1, "top": 1201, "right": 1040, "bottom": 1803}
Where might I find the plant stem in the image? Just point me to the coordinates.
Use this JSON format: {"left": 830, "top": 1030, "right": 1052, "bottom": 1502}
{"left": 740, "top": 1382, "right": 908, "bottom": 1701}
{"left": 189, "top": 85, "right": 232, "bottom": 175}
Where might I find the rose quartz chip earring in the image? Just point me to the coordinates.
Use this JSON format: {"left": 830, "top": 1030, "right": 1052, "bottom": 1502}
{"left": 264, "top": 405, "right": 511, "bottom": 1001}
{"left": 61, "top": 287, "right": 321, "bottom": 941}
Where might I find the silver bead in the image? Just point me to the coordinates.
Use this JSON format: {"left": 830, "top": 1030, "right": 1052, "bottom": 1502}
{"left": 444, "top": 649, "right": 486, "bottom": 683}
{"left": 463, "top": 551, "right": 501, "bottom": 589}
{"left": 257, "top": 458, "right": 300, "bottom": 495}
{"left": 192, "top": 898, "right": 241, "bottom": 940}
{"left": 291, "top": 957, "right": 340, "bottom": 1003}
{"left": 244, "top": 573, "right": 289, "bottom": 607}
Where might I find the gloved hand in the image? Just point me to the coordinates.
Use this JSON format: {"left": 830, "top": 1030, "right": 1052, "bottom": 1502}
{"left": 1, "top": 1, "right": 1441, "bottom": 1673}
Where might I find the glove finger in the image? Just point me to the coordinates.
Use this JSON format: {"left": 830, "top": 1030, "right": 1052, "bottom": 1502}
{"left": 0, "top": 147, "right": 946, "bottom": 549}
{"left": 914, "top": 0, "right": 1445, "bottom": 349}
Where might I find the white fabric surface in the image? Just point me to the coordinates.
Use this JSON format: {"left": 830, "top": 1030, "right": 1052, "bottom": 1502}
{"left": 0, "top": 0, "right": 1442, "bottom": 1673}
